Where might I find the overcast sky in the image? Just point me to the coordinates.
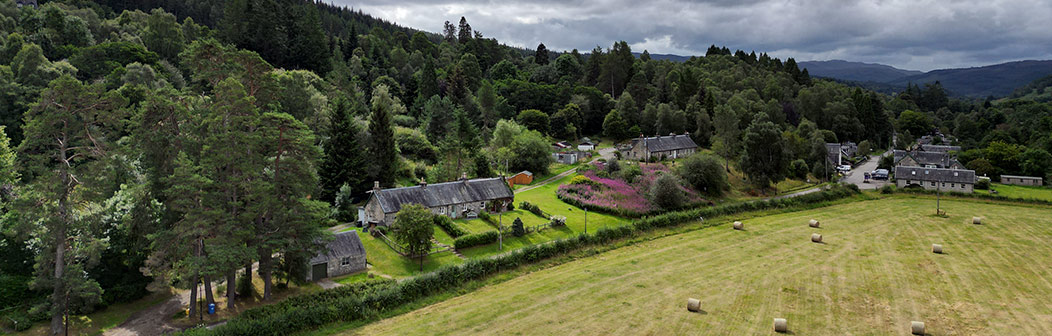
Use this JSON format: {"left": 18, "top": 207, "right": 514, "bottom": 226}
{"left": 331, "top": 0, "right": 1052, "bottom": 71}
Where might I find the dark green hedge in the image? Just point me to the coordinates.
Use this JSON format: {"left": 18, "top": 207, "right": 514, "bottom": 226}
{"left": 453, "top": 231, "right": 499, "bottom": 249}
{"left": 433, "top": 215, "right": 468, "bottom": 238}
{"left": 184, "top": 185, "right": 859, "bottom": 336}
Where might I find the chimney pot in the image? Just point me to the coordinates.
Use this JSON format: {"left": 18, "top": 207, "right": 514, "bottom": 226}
{"left": 373, "top": 181, "right": 380, "bottom": 191}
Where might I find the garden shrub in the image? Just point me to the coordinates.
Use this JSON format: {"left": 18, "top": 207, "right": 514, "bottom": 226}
{"left": 512, "top": 218, "right": 525, "bottom": 237}
{"left": 433, "top": 215, "right": 467, "bottom": 238}
{"left": 453, "top": 231, "right": 499, "bottom": 249}
{"left": 568, "top": 175, "right": 599, "bottom": 187}
{"left": 975, "top": 178, "right": 990, "bottom": 190}
{"left": 549, "top": 216, "right": 566, "bottom": 227}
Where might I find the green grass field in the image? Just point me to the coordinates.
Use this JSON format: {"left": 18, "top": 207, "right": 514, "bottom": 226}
{"left": 351, "top": 196, "right": 1052, "bottom": 335}
{"left": 987, "top": 183, "right": 1052, "bottom": 201}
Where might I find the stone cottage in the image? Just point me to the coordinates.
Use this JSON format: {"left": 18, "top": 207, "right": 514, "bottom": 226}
{"left": 361, "top": 177, "right": 514, "bottom": 227}
{"left": 624, "top": 134, "right": 698, "bottom": 160}
{"left": 306, "top": 231, "right": 366, "bottom": 281}
{"left": 895, "top": 166, "right": 975, "bottom": 193}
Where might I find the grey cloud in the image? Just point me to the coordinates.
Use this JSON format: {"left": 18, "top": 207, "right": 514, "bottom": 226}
{"left": 332, "top": 0, "right": 1052, "bottom": 70}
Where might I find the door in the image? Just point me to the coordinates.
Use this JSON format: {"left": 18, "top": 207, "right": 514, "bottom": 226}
{"left": 312, "top": 263, "right": 328, "bottom": 280}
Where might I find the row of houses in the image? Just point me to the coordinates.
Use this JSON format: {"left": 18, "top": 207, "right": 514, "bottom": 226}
{"left": 892, "top": 147, "right": 976, "bottom": 192}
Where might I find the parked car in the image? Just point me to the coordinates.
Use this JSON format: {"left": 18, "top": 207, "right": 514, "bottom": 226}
{"left": 872, "top": 169, "right": 889, "bottom": 180}
{"left": 836, "top": 165, "right": 852, "bottom": 172}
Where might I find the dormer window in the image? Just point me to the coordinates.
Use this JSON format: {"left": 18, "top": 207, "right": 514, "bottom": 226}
{"left": 911, "top": 171, "right": 916, "bottom": 175}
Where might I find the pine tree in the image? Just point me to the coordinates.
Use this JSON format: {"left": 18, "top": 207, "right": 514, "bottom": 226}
{"left": 319, "top": 98, "right": 367, "bottom": 203}
{"left": 740, "top": 120, "right": 788, "bottom": 191}
{"left": 534, "top": 43, "right": 549, "bottom": 65}
{"left": 457, "top": 17, "right": 473, "bottom": 43}
{"left": 369, "top": 85, "right": 399, "bottom": 187}
{"left": 17, "top": 76, "right": 126, "bottom": 335}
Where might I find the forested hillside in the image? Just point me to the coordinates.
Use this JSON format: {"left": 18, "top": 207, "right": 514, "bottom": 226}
{"left": 0, "top": 0, "right": 906, "bottom": 334}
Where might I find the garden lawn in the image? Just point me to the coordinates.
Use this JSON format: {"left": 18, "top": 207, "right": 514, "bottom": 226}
{"left": 352, "top": 196, "right": 1052, "bottom": 335}
{"left": 987, "top": 183, "right": 1052, "bottom": 201}
{"left": 338, "top": 228, "right": 463, "bottom": 278}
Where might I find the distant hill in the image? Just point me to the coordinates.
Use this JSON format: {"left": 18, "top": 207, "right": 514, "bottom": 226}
{"left": 1003, "top": 74, "right": 1052, "bottom": 103}
{"left": 889, "top": 60, "right": 1052, "bottom": 98}
{"left": 800, "top": 60, "right": 923, "bottom": 83}
{"left": 800, "top": 59, "right": 1052, "bottom": 98}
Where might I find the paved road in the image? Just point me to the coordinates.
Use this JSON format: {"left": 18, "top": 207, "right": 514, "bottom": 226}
{"left": 841, "top": 155, "right": 890, "bottom": 190}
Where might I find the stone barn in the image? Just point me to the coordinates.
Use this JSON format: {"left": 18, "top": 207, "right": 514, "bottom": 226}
{"left": 361, "top": 177, "right": 514, "bottom": 227}
{"left": 307, "top": 231, "right": 366, "bottom": 281}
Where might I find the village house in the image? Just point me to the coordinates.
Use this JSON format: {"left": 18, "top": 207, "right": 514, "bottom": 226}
{"left": 552, "top": 152, "right": 578, "bottom": 164}
{"left": 15, "top": 0, "right": 37, "bottom": 8}
{"left": 1000, "top": 175, "right": 1044, "bottom": 186}
{"left": 577, "top": 140, "right": 596, "bottom": 151}
{"left": 895, "top": 166, "right": 976, "bottom": 193}
{"left": 624, "top": 134, "right": 698, "bottom": 160}
{"left": 360, "top": 177, "right": 514, "bottom": 227}
{"left": 826, "top": 142, "right": 858, "bottom": 166}
{"left": 893, "top": 150, "right": 965, "bottom": 169}
{"left": 306, "top": 231, "right": 366, "bottom": 281}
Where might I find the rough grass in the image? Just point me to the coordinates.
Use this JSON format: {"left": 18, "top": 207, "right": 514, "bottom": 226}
{"left": 987, "top": 183, "right": 1052, "bottom": 201}
{"left": 338, "top": 229, "right": 463, "bottom": 278}
{"left": 350, "top": 197, "right": 1052, "bottom": 335}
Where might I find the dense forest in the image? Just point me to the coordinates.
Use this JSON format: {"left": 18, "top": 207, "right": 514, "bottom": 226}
{"left": 2, "top": 0, "right": 1047, "bottom": 334}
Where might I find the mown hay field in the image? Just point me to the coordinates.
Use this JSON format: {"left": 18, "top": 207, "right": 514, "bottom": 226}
{"left": 348, "top": 196, "right": 1052, "bottom": 335}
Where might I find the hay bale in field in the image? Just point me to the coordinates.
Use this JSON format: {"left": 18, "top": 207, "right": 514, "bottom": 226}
{"left": 932, "top": 244, "right": 943, "bottom": 254}
{"left": 972, "top": 217, "right": 982, "bottom": 225}
{"left": 773, "top": 318, "right": 788, "bottom": 333}
{"left": 809, "top": 219, "right": 820, "bottom": 228}
{"left": 911, "top": 321, "right": 925, "bottom": 335}
{"left": 686, "top": 298, "right": 701, "bottom": 312}
{"left": 811, "top": 233, "right": 822, "bottom": 243}
{"left": 733, "top": 221, "right": 744, "bottom": 230}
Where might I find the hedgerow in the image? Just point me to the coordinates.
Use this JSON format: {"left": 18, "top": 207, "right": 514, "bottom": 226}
{"left": 433, "top": 215, "right": 467, "bottom": 238}
{"left": 183, "top": 184, "right": 860, "bottom": 336}
{"left": 453, "top": 231, "right": 499, "bottom": 249}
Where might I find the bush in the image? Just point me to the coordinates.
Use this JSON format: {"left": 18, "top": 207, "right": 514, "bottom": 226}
{"left": 568, "top": 175, "right": 599, "bottom": 187}
{"left": 650, "top": 173, "right": 686, "bottom": 210}
{"left": 676, "top": 154, "right": 729, "bottom": 196}
{"left": 433, "top": 215, "right": 467, "bottom": 238}
{"left": 478, "top": 211, "right": 491, "bottom": 222}
{"left": 619, "top": 164, "right": 642, "bottom": 182}
{"left": 789, "top": 159, "right": 809, "bottom": 179}
{"left": 0, "top": 275, "right": 34, "bottom": 309}
{"left": 453, "top": 231, "right": 499, "bottom": 249}
{"left": 511, "top": 218, "right": 525, "bottom": 237}
{"left": 880, "top": 185, "right": 895, "bottom": 194}
{"left": 6, "top": 311, "right": 31, "bottom": 331}
{"left": 975, "top": 178, "right": 990, "bottom": 190}
{"left": 519, "top": 201, "right": 544, "bottom": 217}
{"left": 237, "top": 273, "right": 254, "bottom": 297}
{"left": 549, "top": 216, "right": 566, "bottom": 227}
{"left": 605, "top": 159, "right": 621, "bottom": 174}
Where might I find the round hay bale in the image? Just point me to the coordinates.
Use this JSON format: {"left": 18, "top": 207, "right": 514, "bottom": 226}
{"left": 911, "top": 321, "right": 925, "bottom": 335}
{"left": 808, "top": 219, "right": 820, "bottom": 228}
{"left": 733, "top": 221, "right": 744, "bottom": 230}
{"left": 972, "top": 217, "right": 982, "bottom": 225}
{"left": 773, "top": 318, "right": 788, "bottom": 333}
{"left": 932, "top": 244, "right": 943, "bottom": 254}
{"left": 686, "top": 298, "right": 701, "bottom": 312}
{"left": 811, "top": 233, "right": 823, "bottom": 243}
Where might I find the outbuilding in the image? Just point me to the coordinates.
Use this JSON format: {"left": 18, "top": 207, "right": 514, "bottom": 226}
{"left": 1000, "top": 175, "right": 1043, "bottom": 186}
{"left": 306, "top": 231, "right": 366, "bottom": 281}
{"left": 507, "top": 171, "right": 534, "bottom": 187}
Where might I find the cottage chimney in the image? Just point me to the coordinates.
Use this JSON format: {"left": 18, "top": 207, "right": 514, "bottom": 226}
{"left": 461, "top": 172, "right": 468, "bottom": 181}
{"left": 373, "top": 181, "right": 380, "bottom": 191}
{"left": 419, "top": 178, "right": 427, "bottom": 187}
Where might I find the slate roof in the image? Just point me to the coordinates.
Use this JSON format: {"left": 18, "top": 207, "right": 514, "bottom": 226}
{"left": 636, "top": 134, "right": 698, "bottom": 152}
{"left": 893, "top": 150, "right": 962, "bottom": 168}
{"left": 310, "top": 231, "right": 365, "bottom": 264}
{"left": 895, "top": 166, "right": 975, "bottom": 184}
{"left": 1001, "top": 175, "right": 1042, "bottom": 180}
{"left": 371, "top": 178, "right": 514, "bottom": 214}
{"left": 919, "top": 144, "right": 961, "bottom": 153}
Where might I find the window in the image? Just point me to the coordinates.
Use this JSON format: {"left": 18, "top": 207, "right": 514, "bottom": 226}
{"left": 951, "top": 183, "right": 955, "bottom": 188}
{"left": 930, "top": 182, "right": 936, "bottom": 187}
{"left": 341, "top": 257, "right": 351, "bottom": 266}
{"left": 941, "top": 183, "right": 946, "bottom": 187}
